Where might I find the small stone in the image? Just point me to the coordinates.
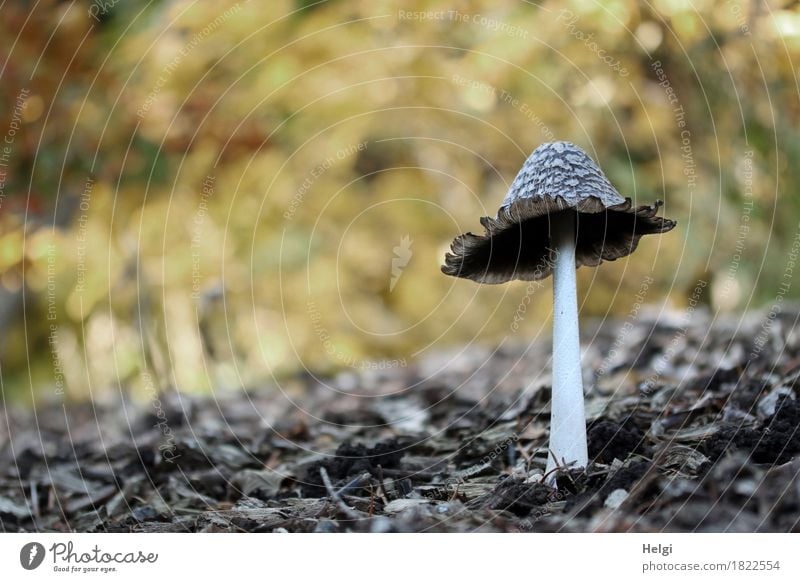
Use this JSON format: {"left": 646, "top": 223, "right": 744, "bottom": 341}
{"left": 604, "top": 488, "right": 629, "bottom": 509}
{"left": 370, "top": 516, "right": 394, "bottom": 533}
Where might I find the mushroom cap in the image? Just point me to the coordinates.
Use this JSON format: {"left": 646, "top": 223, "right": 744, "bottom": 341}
{"left": 441, "top": 141, "right": 676, "bottom": 284}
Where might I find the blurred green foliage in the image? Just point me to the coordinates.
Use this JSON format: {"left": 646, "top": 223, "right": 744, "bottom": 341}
{"left": 1, "top": 0, "right": 799, "bottom": 402}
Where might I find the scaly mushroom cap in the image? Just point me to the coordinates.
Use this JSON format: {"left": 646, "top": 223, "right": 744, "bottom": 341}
{"left": 442, "top": 141, "right": 676, "bottom": 283}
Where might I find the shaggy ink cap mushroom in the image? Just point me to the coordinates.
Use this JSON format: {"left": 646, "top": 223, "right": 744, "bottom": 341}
{"left": 441, "top": 141, "right": 676, "bottom": 484}
{"left": 441, "top": 141, "right": 676, "bottom": 283}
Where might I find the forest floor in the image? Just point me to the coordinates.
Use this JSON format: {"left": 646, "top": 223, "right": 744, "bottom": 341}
{"left": 2, "top": 307, "right": 800, "bottom": 532}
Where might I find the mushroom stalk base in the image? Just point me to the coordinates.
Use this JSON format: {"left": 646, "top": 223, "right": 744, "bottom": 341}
{"left": 545, "top": 212, "right": 588, "bottom": 485}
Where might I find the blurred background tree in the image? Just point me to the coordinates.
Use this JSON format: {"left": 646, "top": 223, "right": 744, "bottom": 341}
{"left": 1, "top": 0, "right": 798, "bottom": 403}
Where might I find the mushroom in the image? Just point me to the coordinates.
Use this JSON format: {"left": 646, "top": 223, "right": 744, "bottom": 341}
{"left": 442, "top": 141, "right": 675, "bottom": 483}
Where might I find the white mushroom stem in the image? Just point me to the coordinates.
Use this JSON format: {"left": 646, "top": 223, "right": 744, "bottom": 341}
{"left": 545, "top": 211, "right": 588, "bottom": 484}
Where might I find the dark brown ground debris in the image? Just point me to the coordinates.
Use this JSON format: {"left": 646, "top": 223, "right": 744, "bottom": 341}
{"left": 588, "top": 420, "right": 647, "bottom": 464}
{"left": 1, "top": 308, "right": 800, "bottom": 532}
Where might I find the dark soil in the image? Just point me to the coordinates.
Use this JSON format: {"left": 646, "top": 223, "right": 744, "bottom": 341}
{"left": 702, "top": 397, "right": 800, "bottom": 465}
{"left": 588, "top": 420, "right": 647, "bottom": 464}
{"left": 1, "top": 308, "right": 800, "bottom": 532}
